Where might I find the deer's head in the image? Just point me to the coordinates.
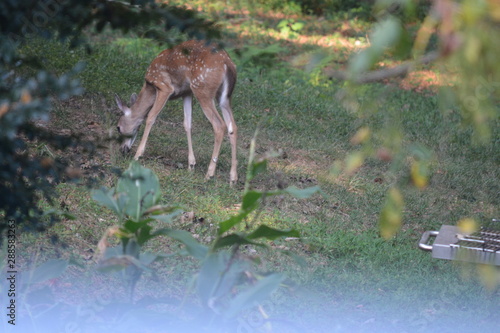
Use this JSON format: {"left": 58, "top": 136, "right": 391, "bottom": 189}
{"left": 115, "top": 93, "right": 141, "bottom": 153}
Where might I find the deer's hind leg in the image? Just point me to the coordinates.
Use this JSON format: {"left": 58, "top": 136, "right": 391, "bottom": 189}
{"left": 192, "top": 88, "right": 227, "bottom": 181}
{"left": 218, "top": 85, "right": 238, "bottom": 185}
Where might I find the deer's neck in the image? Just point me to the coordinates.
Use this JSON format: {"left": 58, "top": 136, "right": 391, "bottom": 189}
{"left": 131, "top": 82, "right": 156, "bottom": 121}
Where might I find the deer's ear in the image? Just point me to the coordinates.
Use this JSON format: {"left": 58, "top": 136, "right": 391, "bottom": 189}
{"left": 130, "top": 93, "right": 138, "bottom": 106}
{"left": 115, "top": 94, "right": 124, "bottom": 110}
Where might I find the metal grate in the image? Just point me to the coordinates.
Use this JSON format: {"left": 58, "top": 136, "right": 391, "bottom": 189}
{"left": 419, "top": 219, "right": 500, "bottom": 266}
{"left": 456, "top": 219, "right": 500, "bottom": 252}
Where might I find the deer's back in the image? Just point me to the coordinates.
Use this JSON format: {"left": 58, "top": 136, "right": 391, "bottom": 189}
{"left": 145, "top": 40, "right": 236, "bottom": 100}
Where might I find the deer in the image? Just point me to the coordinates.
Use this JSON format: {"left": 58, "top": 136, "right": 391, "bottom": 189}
{"left": 115, "top": 40, "right": 238, "bottom": 185}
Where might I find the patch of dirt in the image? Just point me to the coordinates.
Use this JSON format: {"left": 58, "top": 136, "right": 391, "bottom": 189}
{"left": 260, "top": 148, "right": 331, "bottom": 179}
{"left": 34, "top": 95, "right": 122, "bottom": 181}
{"left": 397, "top": 69, "right": 452, "bottom": 94}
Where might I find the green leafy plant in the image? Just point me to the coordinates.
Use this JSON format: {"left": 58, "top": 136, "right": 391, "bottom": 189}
{"left": 91, "top": 134, "right": 320, "bottom": 328}
{"left": 277, "top": 19, "right": 305, "bottom": 39}
{"left": 91, "top": 161, "right": 181, "bottom": 299}
{"left": 193, "top": 134, "right": 320, "bottom": 320}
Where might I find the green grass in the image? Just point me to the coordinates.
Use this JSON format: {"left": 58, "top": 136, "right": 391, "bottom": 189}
{"left": 15, "top": 5, "right": 500, "bottom": 332}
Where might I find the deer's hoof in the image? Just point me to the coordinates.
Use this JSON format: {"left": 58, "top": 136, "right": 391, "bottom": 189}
{"left": 120, "top": 146, "right": 131, "bottom": 154}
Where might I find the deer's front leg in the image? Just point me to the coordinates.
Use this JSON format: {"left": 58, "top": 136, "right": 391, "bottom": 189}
{"left": 183, "top": 95, "right": 196, "bottom": 170}
{"left": 134, "top": 89, "right": 171, "bottom": 160}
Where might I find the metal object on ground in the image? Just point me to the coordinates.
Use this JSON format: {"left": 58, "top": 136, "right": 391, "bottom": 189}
{"left": 418, "top": 220, "right": 500, "bottom": 266}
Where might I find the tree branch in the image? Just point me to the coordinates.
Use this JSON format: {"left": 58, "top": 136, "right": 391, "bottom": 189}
{"left": 326, "top": 51, "right": 441, "bottom": 84}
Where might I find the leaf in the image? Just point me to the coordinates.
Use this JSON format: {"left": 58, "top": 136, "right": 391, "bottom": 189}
{"left": 409, "top": 144, "right": 433, "bottom": 189}
{"left": 123, "top": 219, "right": 151, "bottom": 233}
{"left": 379, "top": 187, "right": 404, "bottom": 239}
{"left": 462, "top": 0, "right": 487, "bottom": 25}
{"left": 345, "top": 151, "right": 364, "bottom": 175}
{"left": 156, "top": 229, "right": 208, "bottom": 260}
{"left": 197, "top": 252, "right": 249, "bottom": 307}
{"left": 413, "top": 15, "right": 437, "bottom": 57}
{"left": 457, "top": 218, "right": 478, "bottom": 234}
{"left": 125, "top": 239, "right": 140, "bottom": 257}
{"left": 478, "top": 264, "right": 498, "bottom": 290}
{"left": 212, "top": 234, "right": 264, "bottom": 251}
{"left": 283, "top": 185, "right": 321, "bottom": 199}
{"left": 277, "top": 19, "right": 289, "bottom": 29}
{"left": 91, "top": 187, "right": 121, "bottom": 217}
{"left": 489, "top": 0, "right": 500, "bottom": 20}
{"left": 116, "top": 161, "right": 161, "bottom": 221}
{"left": 410, "top": 160, "right": 429, "bottom": 189}
{"left": 241, "top": 190, "right": 263, "bottom": 211}
{"left": 369, "top": 17, "right": 402, "bottom": 55}
{"left": 349, "top": 49, "right": 374, "bottom": 77}
{"left": 247, "top": 225, "right": 300, "bottom": 241}
{"left": 147, "top": 206, "right": 182, "bottom": 223}
{"left": 250, "top": 159, "right": 267, "bottom": 180}
{"left": 218, "top": 211, "right": 251, "bottom": 235}
{"left": 24, "top": 259, "right": 69, "bottom": 286}
{"left": 394, "top": 28, "right": 412, "bottom": 59}
{"left": 225, "top": 273, "right": 285, "bottom": 319}
{"left": 350, "top": 127, "right": 371, "bottom": 145}
{"left": 197, "top": 252, "right": 226, "bottom": 305}
{"left": 151, "top": 213, "right": 179, "bottom": 223}
{"left": 291, "top": 21, "right": 304, "bottom": 32}
{"left": 137, "top": 225, "right": 155, "bottom": 246}
{"left": 349, "top": 17, "right": 402, "bottom": 75}
{"left": 218, "top": 186, "right": 319, "bottom": 236}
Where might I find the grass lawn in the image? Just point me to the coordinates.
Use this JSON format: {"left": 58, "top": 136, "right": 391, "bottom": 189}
{"left": 9, "top": 1, "right": 499, "bottom": 332}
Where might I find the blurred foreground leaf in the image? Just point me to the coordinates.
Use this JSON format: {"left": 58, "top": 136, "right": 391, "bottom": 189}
{"left": 379, "top": 187, "right": 404, "bottom": 239}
